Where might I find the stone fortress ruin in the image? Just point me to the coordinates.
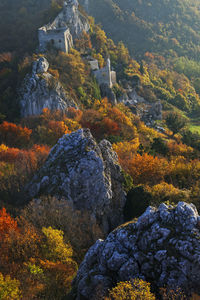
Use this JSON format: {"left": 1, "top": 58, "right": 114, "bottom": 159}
{"left": 93, "top": 58, "right": 116, "bottom": 88}
{"left": 38, "top": 0, "right": 117, "bottom": 92}
{"left": 38, "top": 0, "right": 116, "bottom": 89}
{"left": 38, "top": 26, "right": 73, "bottom": 53}
{"left": 36, "top": 0, "right": 161, "bottom": 126}
{"left": 38, "top": 0, "right": 89, "bottom": 53}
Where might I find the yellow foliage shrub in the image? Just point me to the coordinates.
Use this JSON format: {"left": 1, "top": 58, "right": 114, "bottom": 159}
{"left": 106, "top": 279, "right": 155, "bottom": 300}
{"left": 42, "top": 226, "right": 73, "bottom": 263}
{"left": 167, "top": 140, "right": 193, "bottom": 157}
{"left": 0, "top": 273, "right": 21, "bottom": 300}
{"left": 147, "top": 182, "right": 190, "bottom": 206}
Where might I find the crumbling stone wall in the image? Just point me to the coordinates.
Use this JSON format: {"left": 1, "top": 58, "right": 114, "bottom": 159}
{"left": 38, "top": 27, "right": 73, "bottom": 53}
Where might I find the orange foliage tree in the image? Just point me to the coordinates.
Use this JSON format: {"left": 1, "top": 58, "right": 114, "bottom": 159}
{"left": 0, "top": 121, "right": 32, "bottom": 148}
{"left": 0, "top": 144, "right": 49, "bottom": 170}
{"left": 0, "top": 144, "right": 50, "bottom": 204}
{"left": 125, "top": 153, "right": 169, "bottom": 185}
{"left": 67, "top": 107, "right": 83, "bottom": 122}
{"left": 0, "top": 213, "right": 77, "bottom": 299}
{"left": 167, "top": 140, "right": 193, "bottom": 158}
{"left": 0, "top": 208, "right": 18, "bottom": 242}
{"left": 37, "top": 120, "right": 70, "bottom": 146}
{"left": 80, "top": 99, "right": 137, "bottom": 140}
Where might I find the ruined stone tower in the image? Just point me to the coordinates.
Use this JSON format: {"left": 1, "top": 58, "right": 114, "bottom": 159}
{"left": 38, "top": 0, "right": 89, "bottom": 53}
{"left": 94, "top": 58, "right": 116, "bottom": 88}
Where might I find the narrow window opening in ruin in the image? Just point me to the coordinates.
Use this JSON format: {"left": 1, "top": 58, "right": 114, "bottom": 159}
{"left": 59, "top": 39, "right": 62, "bottom": 43}
{"left": 51, "top": 39, "right": 54, "bottom": 45}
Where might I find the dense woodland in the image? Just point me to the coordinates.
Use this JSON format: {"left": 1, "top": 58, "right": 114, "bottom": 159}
{"left": 0, "top": 0, "right": 200, "bottom": 299}
{"left": 82, "top": 0, "right": 200, "bottom": 59}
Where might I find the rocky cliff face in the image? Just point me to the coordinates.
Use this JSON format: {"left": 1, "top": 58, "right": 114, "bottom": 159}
{"left": 19, "top": 57, "right": 76, "bottom": 117}
{"left": 49, "top": 0, "right": 90, "bottom": 39}
{"left": 74, "top": 202, "right": 200, "bottom": 299}
{"left": 25, "top": 128, "right": 126, "bottom": 234}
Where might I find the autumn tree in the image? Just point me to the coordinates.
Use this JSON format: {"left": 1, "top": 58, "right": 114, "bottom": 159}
{"left": 0, "top": 214, "right": 78, "bottom": 299}
{"left": 37, "top": 120, "right": 70, "bottom": 146}
{"left": 0, "top": 208, "right": 18, "bottom": 242}
{"left": 0, "top": 144, "right": 49, "bottom": 205}
{"left": 113, "top": 138, "right": 140, "bottom": 163}
{"left": 67, "top": 107, "right": 83, "bottom": 122}
{"left": 126, "top": 153, "right": 168, "bottom": 185}
{"left": 167, "top": 157, "right": 200, "bottom": 189}
{"left": 165, "top": 112, "right": 188, "bottom": 136}
{"left": 38, "top": 226, "right": 78, "bottom": 298}
{"left": 52, "top": 49, "right": 88, "bottom": 89}
{"left": 93, "top": 27, "right": 107, "bottom": 52}
{"left": 21, "top": 197, "right": 103, "bottom": 263}
{"left": 75, "top": 31, "right": 92, "bottom": 53}
{"left": 117, "top": 41, "right": 129, "bottom": 65}
{"left": 93, "top": 53, "right": 105, "bottom": 68}
{"left": 0, "top": 273, "right": 21, "bottom": 300}
{"left": 80, "top": 109, "right": 103, "bottom": 138}
{"left": 0, "top": 122, "right": 32, "bottom": 148}
{"left": 42, "top": 226, "right": 73, "bottom": 263}
{"left": 146, "top": 182, "right": 190, "bottom": 206}
{"left": 0, "top": 218, "right": 41, "bottom": 275}
{"left": 106, "top": 279, "right": 155, "bottom": 300}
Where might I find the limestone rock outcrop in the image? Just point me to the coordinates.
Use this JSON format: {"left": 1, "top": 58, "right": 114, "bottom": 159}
{"left": 120, "top": 87, "right": 162, "bottom": 126}
{"left": 38, "top": 0, "right": 90, "bottom": 53}
{"left": 25, "top": 128, "right": 126, "bottom": 233}
{"left": 74, "top": 202, "right": 200, "bottom": 299}
{"left": 19, "top": 57, "right": 76, "bottom": 117}
{"left": 61, "top": 0, "right": 90, "bottom": 40}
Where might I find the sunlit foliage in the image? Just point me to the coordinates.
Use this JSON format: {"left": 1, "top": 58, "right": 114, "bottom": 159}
{"left": 106, "top": 279, "right": 155, "bottom": 300}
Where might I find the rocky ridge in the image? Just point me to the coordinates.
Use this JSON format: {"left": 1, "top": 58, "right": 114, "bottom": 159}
{"left": 25, "top": 128, "right": 126, "bottom": 233}
{"left": 49, "top": 0, "right": 90, "bottom": 40}
{"left": 74, "top": 202, "right": 200, "bottom": 299}
{"left": 19, "top": 57, "right": 76, "bottom": 117}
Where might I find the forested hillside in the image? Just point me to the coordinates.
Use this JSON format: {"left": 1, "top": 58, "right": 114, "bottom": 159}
{"left": 1, "top": 0, "right": 200, "bottom": 298}
{"left": 81, "top": 0, "right": 200, "bottom": 60}
{"left": 81, "top": 0, "right": 200, "bottom": 107}
{"left": 0, "top": 0, "right": 65, "bottom": 54}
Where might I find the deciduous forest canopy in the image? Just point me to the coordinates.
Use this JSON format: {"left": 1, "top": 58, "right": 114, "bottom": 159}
{"left": 0, "top": 0, "right": 200, "bottom": 299}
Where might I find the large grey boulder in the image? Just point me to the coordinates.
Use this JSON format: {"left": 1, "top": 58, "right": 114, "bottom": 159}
{"left": 19, "top": 57, "right": 76, "bottom": 117}
{"left": 74, "top": 202, "right": 200, "bottom": 299}
{"left": 25, "top": 128, "right": 126, "bottom": 234}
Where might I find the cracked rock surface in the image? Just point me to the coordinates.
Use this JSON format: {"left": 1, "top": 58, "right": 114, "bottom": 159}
{"left": 19, "top": 57, "right": 76, "bottom": 117}
{"left": 74, "top": 202, "right": 200, "bottom": 299}
{"left": 26, "top": 128, "right": 126, "bottom": 234}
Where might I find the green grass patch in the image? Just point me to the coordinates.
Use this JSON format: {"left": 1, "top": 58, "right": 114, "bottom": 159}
{"left": 189, "top": 125, "right": 200, "bottom": 134}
